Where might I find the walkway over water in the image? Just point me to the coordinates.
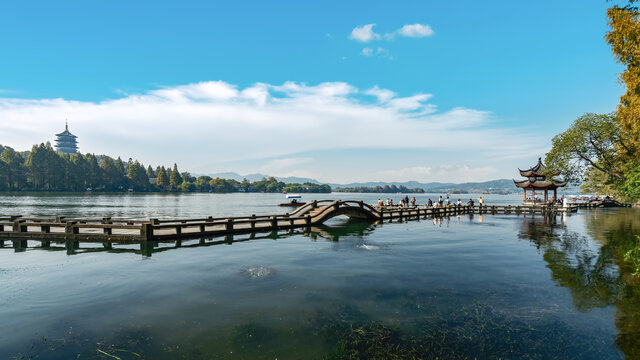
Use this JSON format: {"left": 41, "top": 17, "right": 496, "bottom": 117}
{"left": 0, "top": 200, "right": 578, "bottom": 244}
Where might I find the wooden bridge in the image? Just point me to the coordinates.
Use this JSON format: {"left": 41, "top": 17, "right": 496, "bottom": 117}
{"left": 0, "top": 200, "right": 579, "bottom": 245}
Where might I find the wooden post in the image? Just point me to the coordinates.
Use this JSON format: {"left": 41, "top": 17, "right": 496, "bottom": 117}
{"left": 250, "top": 214, "right": 256, "bottom": 231}
{"left": 13, "top": 219, "right": 26, "bottom": 233}
{"left": 40, "top": 240, "right": 50, "bottom": 248}
{"left": 270, "top": 216, "right": 278, "bottom": 230}
{"left": 225, "top": 219, "right": 233, "bottom": 233}
{"left": 306, "top": 214, "right": 311, "bottom": 227}
{"left": 102, "top": 217, "right": 113, "bottom": 235}
{"left": 358, "top": 200, "right": 364, "bottom": 208}
{"left": 65, "top": 239, "right": 78, "bottom": 254}
{"left": 55, "top": 216, "right": 66, "bottom": 223}
{"left": 41, "top": 225, "right": 50, "bottom": 233}
{"left": 141, "top": 223, "right": 154, "bottom": 241}
{"left": 311, "top": 200, "right": 317, "bottom": 209}
{"left": 13, "top": 239, "right": 28, "bottom": 251}
{"left": 65, "top": 221, "right": 78, "bottom": 235}
{"left": 175, "top": 225, "right": 182, "bottom": 235}
{"left": 140, "top": 241, "right": 153, "bottom": 257}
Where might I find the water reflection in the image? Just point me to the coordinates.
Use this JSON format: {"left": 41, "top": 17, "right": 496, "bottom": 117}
{"left": 1, "top": 218, "right": 378, "bottom": 257}
{"left": 518, "top": 208, "right": 640, "bottom": 358}
{"left": 2, "top": 209, "right": 639, "bottom": 359}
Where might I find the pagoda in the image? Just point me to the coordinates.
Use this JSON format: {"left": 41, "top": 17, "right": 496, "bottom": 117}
{"left": 54, "top": 121, "right": 78, "bottom": 154}
{"left": 513, "top": 157, "right": 566, "bottom": 203}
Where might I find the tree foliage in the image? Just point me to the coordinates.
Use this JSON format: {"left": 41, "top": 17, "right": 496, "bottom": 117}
{"left": 545, "top": 113, "right": 626, "bottom": 185}
{"left": 0, "top": 143, "right": 332, "bottom": 194}
{"left": 607, "top": 1, "right": 640, "bottom": 155}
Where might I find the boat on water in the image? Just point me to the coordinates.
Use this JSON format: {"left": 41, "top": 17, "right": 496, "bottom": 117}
{"left": 278, "top": 194, "right": 306, "bottom": 207}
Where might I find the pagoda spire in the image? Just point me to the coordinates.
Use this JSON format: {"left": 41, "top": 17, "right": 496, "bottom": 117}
{"left": 65, "top": 119, "right": 68, "bottom": 132}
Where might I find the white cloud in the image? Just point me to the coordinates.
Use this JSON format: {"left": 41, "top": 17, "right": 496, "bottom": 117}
{"left": 351, "top": 23, "right": 435, "bottom": 42}
{"left": 378, "top": 165, "right": 497, "bottom": 183}
{"left": 0, "top": 80, "right": 544, "bottom": 181}
{"left": 362, "top": 47, "right": 374, "bottom": 56}
{"left": 396, "top": 24, "right": 434, "bottom": 38}
{"left": 349, "top": 24, "right": 380, "bottom": 42}
{"left": 365, "top": 86, "right": 396, "bottom": 103}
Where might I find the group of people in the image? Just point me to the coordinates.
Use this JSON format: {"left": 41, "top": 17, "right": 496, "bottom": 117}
{"left": 378, "top": 195, "right": 417, "bottom": 207}
{"left": 377, "top": 195, "right": 485, "bottom": 208}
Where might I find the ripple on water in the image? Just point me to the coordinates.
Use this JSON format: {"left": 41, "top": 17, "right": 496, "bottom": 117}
{"left": 240, "top": 266, "right": 277, "bottom": 279}
{"left": 358, "top": 244, "right": 380, "bottom": 251}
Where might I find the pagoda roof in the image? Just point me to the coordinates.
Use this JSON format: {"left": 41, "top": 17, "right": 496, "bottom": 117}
{"left": 513, "top": 179, "right": 567, "bottom": 189}
{"left": 518, "top": 157, "right": 559, "bottom": 177}
{"left": 55, "top": 130, "right": 77, "bottom": 138}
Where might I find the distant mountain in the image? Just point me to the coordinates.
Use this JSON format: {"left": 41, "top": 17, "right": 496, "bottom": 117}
{"left": 194, "top": 173, "right": 562, "bottom": 194}
{"left": 200, "top": 172, "right": 320, "bottom": 184}
{"left": 424, "top": 179, "right": 514, "bottom": 193}
{"left": 329, "top": 181, "right": 456, "bottom": 190}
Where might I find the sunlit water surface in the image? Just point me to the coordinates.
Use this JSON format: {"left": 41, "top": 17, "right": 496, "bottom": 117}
{"left": 1, "top": 192, "right": 638, "bottom": 359}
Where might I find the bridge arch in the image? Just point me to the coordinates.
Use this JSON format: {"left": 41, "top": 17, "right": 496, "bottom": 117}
{"left": 305, "top": 201, "right": 381, "bottom": 225}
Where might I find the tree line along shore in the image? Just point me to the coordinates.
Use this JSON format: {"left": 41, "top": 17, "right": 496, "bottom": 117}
{"left": 0, "top": 142, "right": 423, "bottom": 194}
{"left": 0, "top": 142, "right": 331, "bottom": 193}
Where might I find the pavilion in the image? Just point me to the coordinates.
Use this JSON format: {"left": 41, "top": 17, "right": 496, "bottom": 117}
{"left": 513, "top": 158, "right": 566, "bottom": 204}
{"left": 54, "top": 121, "right": 78, "bottom": 154}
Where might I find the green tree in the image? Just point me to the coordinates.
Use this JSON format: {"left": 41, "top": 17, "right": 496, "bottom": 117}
{"left": 545, "top": 113, "right": 627, "bottom": 186}
{"left": 169, "top": 163, "right": 182, "bottom": 190}
{"left": 194, "top": 176, "right": 212, "bottom": 191}
{"left": 181, "top": 180, "right": 195, "bottom": 192}
{"left": 100, "top": 156, "right": 128, "bottom": 190}
{"left": 0, "top": 146, "right": 26, "bottom": 190}
{"left": 156, "top": 166, "right": 168, "bottom": 190}
{"left": 127, "top": 161, "right": 150, "bottom": 191}
{"left": 26, "top": 143, "right": 65, "bottom": 190}
{"left": 146, "top": 165, "right": 156, "bottom": 179}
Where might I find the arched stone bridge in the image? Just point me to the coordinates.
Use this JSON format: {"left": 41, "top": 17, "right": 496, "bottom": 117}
{"left": 2, "top": 200, "right": 478, "bottom": 243}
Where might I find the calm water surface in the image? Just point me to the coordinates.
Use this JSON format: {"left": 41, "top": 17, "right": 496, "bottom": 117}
{"left": 1, "top": 193, "right": 639, "bottom": 359}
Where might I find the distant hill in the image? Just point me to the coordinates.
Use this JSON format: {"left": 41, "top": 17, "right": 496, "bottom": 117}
{"left": 201, "top": 172, "right": 320, "bottom": 184}
{"left": 195, "top": 173, "right": 529, "bottom": 194}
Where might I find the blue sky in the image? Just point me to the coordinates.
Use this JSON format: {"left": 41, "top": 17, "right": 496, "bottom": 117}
{"left": 0, "top": 1, "right": 623, "bottom": 183}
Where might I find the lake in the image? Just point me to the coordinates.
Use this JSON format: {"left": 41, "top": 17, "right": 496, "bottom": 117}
{"left": 1, "top": 192, "right": 639, "bottom": 359}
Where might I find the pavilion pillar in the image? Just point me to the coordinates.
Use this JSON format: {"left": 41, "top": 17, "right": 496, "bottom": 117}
{"left": 532, "top": 190, "right": 536, "bottom": 202}
{"left": 554, "top": 188, "right": 557, "bottom": 201}
{"left": 544, "top": 189, "right": 548, "bottom": 203}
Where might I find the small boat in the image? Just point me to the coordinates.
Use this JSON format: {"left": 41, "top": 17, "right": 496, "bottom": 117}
{"left": 278, "top": 194, "right": 306, "bottom": 207}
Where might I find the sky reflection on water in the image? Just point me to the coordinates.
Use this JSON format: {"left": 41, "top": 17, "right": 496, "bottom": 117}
{"left": 0, "top": 194, "right": 638, "bottom": 359}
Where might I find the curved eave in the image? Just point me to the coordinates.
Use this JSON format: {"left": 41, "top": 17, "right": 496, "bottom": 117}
{"left": 514, "top": 180, "right": 567, "bottom": 189}
{"left": 55, "top": 131, "right": 77, "bottom": 138}
{"left": 518, "top": 170, "right": 561, "bottom": 177}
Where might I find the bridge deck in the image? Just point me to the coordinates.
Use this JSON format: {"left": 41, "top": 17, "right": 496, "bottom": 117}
{"left": 0, "top": 201, "right": 587, "bottom": 245}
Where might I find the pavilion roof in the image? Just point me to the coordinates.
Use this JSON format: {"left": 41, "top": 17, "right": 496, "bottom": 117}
{"left": 513, "top": 179, "right": 567, "bottom": 189}
{"left": 518, "top": 157, "right": 560, "bottom": 177}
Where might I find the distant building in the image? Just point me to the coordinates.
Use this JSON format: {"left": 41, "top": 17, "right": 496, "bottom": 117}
{"left": 54, "top": 121, "right": 78, "bottom": 154}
